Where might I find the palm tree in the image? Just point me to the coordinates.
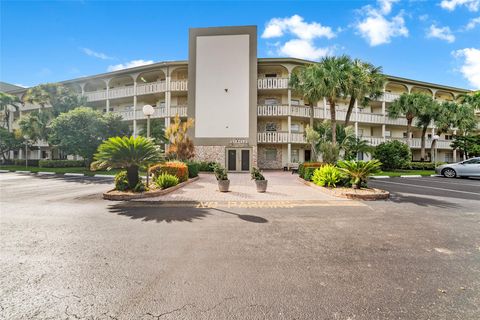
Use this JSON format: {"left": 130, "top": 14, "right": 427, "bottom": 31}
{"left": 337, "top": 160, "right": 382, "bottom": 189}
{"left": 344, "top": 59, "right": 385, "bottom": 127}
{"left": 91, "top": 136, "right": 162, "bottom": 189}
{"left": 415, "top": 95, "right": 437, "bottom": 161}
{"left": 0, "top": 92, "right": 22, "bottom": 131}
{"left": 18, "top": 110, "right": 52, "bottom": 144}
{"left": 22, "top": 83, "right": 86, "bottom": 115}
{"left": 388, "top": 92, "right": 429, "bottom": 145}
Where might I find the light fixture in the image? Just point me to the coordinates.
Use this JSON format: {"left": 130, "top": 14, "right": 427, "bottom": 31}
{"left": 142, "top": 104, "right": 154, "bottom": 116}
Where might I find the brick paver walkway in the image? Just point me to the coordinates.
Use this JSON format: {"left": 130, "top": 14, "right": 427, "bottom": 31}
{"left": 140, "top": 171, "right": 338, "bottom": 202}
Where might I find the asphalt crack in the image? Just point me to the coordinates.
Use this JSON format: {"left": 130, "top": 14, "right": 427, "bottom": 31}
{"left": 146, "top": 303, "right": 195, "bottom": 319}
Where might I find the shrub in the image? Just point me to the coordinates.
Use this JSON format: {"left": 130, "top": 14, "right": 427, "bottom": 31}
{"left": 13, "top": 159, "right": 40, "bottom": 167}
{"left": 213, "top": 164, "right": 228, "bottom": 180}
{"left": 303, "top": 167, "right": 318, "bottom": 181}
{"left": 114, "top": 171, "right": 129, "bottom": 191}
{"left": 155, "top": 173, "right": 179, "bottom": 189}
{"left": 373, "top": 140, "right": 411, "bottom": 170}
{"left": 403, "top": 162, "right": 446, "bottom": 170}
{"left": 149, "top": 161, "right": 188, "bottom": 182}
{"left": 312, "top": 164, "right": 342, "bottom": 188}
{"left": 337, "top": 160, "right": 382, "bottom": 188}
{"left": 251, "top": 167, "right": 265, "bottom": 180}
{"left": 185, "top": 161, "right": 200, "bottom": 178}
{"left": 133, "top": 181, "right": 147, "bottom": 193}
{"left": 39, "top": 159, "right": 86, "bottom": 168}
{"left": 197, "top": 161, "right": 218, "bottom": 172}
{"left": 299, "top": 162, "right": 325, "bottom": 180}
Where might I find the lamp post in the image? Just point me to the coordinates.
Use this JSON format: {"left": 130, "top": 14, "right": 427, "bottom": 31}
{"left": 432, "top": 134, "right": 440, "bottom": 169}
{"left": 142, "top": 104, "right": 155, "bottom": 187}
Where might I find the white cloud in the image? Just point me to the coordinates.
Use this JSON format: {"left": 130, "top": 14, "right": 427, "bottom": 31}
{"left": 427, "top": 24, "right": 455, "bottom": 42}
{"left": 419, "top": 14, "right": 429, "bottom": 21}
{"left": 440, "top": 0, "right": 479, "bottom": 12}
{"left": 107, "top": 59, "right": 154, "bottom": 72}
{"left": 356, "top": 1, "right": 408, "bottom": 46}
{"left": 278, "top": 39, "right": 334, "bottom": 60}
{"left": 465, "top": 16, "right": 480, "bottom": 29}
{"left": 453, "top": 48, "right": 480, "bottom": 89}
{"left": 262, "top": 14, "right": 335, "bottom": 40}
{"left": 82, "top": 47, "right": 113, "bottom": 60}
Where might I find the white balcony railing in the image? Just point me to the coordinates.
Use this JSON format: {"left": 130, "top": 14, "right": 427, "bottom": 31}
{"left": 170, "top": 79, "right": 188, "bottom": 91}
{"left": 112, "top": 105, "right": 187, "bottom": 121}
{"left": 363, "top": 136, "right": 452, "bottom": 149}
{"left": 84, "top": 90, "right": 107, "bottom": 102}
{"left": 382, "top": 92, "right": 401, "bottom": 102}
{"left": 257, "top": 105, "right": 311, "bottom": 117}
{"left": 136, "top": 81, "right": 166, "bottom": 95}
{"left": 257, "top": 78, "right": 289, "bottom": 90}
{"left": 257, "top": 131, "right": 306, "bottom": 144}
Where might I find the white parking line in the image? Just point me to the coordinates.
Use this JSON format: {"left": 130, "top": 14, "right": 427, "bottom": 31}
{"left": 372, "top": 179, "right": 480, "bottom": 195}
{"left": 402, "top": 177, "right": 480, "bottom": 187}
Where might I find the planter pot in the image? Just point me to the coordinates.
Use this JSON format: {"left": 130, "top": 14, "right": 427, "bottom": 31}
{"left": 255, "top": 180, "right": 268, "bottom": 193}
{"left": 218, "top": 179, "right": 230, "bottom": 192}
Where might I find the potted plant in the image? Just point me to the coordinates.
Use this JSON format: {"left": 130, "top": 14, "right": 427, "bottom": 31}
{"left": 213, "top": 164, "right": 230, "bottom": 192}
{"left": 251, "top": 167, "right": 267, "bottom": 192}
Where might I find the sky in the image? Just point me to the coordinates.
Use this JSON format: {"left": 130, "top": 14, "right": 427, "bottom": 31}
{"left": 1, "top": 0, "right": 479, "bottom": 90}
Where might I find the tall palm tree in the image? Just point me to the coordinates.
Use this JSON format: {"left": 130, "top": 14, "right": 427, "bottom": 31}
{"left": 388, "top": 92, "right": 429, "bottom": 145}
{"left": 344, "top": 59, "right": 385, "bottom": 127}
{"left": 415, "top": 95, "right": 437, "bottom": 161}
{"left": 0, "top": 92, "right": 22, "bottom": 131}
{"left": 91, "top": 136, "right": 162, "bottom": 188}
{"left": 18, "top": 110, "right": 52, "bottom": 144}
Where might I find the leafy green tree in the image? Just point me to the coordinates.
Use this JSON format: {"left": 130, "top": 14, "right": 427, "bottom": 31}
{"left": 102, "top": 112, "right": 131, "bottom": 138}
{"left": 343, "top": 138, "right": 374, "bottom": 161}
{"left": 344, "top": 59, "right": 385, "bottom": 127}
{"left": 22, "top": 83, "right": 86, "bottom": 116}
{"left": 18, "top": 109, "right": 52, "bottom": 144}
{"left": 414, "top": 94, "right": 437, "bottom": 161}
{"left": 388, "top": 92, "right": 429, "bottom": 143}
{"left": 451, "top": 134, "right": 480, "bottom": 158}
{"left": 373, "top": 140, "right": 411, "bottom": 170}
{"left": 139, "top": 118, "right": 167, "bottom": 145}
{"left": 91, "top": 136, "right": 162, "bottom": 189}
{"left": 0, "top": 92, "right": 22, "bottom": 131}
{"left": 0, "top": 128, "right": 24, "bottom": 162}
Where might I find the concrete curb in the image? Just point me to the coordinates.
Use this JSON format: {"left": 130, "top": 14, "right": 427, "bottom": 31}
{"left": 0, "top": 169, "right": 10, "bottom": 173}
{"left": 16, "top": 170, "right": 31, "bottom": 174}
{"left": 64, "top": 173, "right": 85, "bottom": 177}
{"left": 400, "top": 175, "right": 422, "bottom": 178}
{"left": 94, "top": 174, "right": 115, "bottom": 179}
{"left": 38, "top": 172, "right": 55, "bottom": 175}
{"left": 370, "top": 176, "right": 390, "bottom": 179}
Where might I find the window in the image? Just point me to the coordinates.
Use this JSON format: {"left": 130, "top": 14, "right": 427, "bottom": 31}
{"left": 445, "top": 135, "right": 453, "bottom": 140}
{"left": 403, "top": 132, "right": 408, "bottom": 138}
{"left": 265, "top": 148, "right": 277, "bottom": 161}
{"left": 427, "top": 134, "right": 432, "bottom": 139}
{"left": 358, "top": 129, "right": 364, "bottom": 137}
{"left": 463, "top": 158, "right": 480, "bottom": 164}
{"left": 291, "top": 99, "right": 300, "bottom": 106}
{"left": 41, "top": 151, "right": 47, "bottom": 159}
{"left": 265, "top": 73, "right": 277, "bottom": 78}
{"left": 265, "top": 98, "right": 278, "bottom": 105}
{"left": 385, "top": 130, "right": 391, "bottom": 137}
{"left": 291, "top": 149, "right": 299, "bottom": 163}
{"left": 290, "top": 124, "right": 300, "bottom": 132}
{"left": 265, "top": 122, "right": 277, "bottom": 132}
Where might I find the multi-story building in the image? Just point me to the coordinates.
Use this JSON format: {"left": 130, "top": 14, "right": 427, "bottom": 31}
{"left": 2, "top": 26, "right": 478, "bottom": 170}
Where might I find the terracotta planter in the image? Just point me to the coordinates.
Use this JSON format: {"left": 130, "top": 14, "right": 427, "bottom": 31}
{"left": 255, "top": 180, "right": 268, "bottom": 193}
{"left": 217, "top": 179, "right": 230, "bottom": 192}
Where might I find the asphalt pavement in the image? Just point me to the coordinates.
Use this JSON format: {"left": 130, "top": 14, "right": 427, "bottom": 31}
{"left": 1, "top": 173, "right": 479, "bottom": 320}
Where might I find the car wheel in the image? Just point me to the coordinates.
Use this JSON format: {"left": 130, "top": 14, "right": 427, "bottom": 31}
{"left": 442, "top": 168, "right": 457, "bottom": 178}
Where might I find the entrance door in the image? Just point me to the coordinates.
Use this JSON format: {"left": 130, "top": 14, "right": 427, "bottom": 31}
{"left": 227, "top": 150, "right": 237, "bottom": 171}
{"left": 304, "top": 150, "right": 311, "bottom": 162}
{"left": 226, "top": 148, "right": 251, "bottom": 172}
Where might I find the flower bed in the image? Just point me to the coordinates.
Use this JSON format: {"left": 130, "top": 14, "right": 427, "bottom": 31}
{"left": 299, "top": 177, "right": 389, "bottom": 200}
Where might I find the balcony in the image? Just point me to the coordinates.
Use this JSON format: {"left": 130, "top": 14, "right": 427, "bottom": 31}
{"left": 112, "top": 105, "right": 187, "bottom": 121}
{"left": 257, "top": 77, "right": 289, "bottom": 90}
{"left": 83, "top": 80, "right": 187, "bottom": 102}
{"left": 257, "top": 105, "right": 311, "bottom": 117}
{"left": 363, "top": 136, "right": 452, "bottom": 149}
{"left": 257, "top": 131, "right": 306, "bottom": 144}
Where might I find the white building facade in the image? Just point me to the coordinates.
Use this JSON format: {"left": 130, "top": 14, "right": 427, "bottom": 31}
{"left": 3, "top": 26, "right": 477, "bottom": 170}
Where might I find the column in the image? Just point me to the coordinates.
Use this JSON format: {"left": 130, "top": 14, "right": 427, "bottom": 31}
{"left": 287, "top": 82, "right": 292, "bottom": 167}
{"left": 323, "top": 97, "right": 327, "bottom": 119}
{"left": 133, "top": 80, "right": 137, "bottom": 137}
{"left": 38, "top": 149, "right": 41, "bottom": 160}
{"left": 354, "top": 100, "right": 359, "bottom": 138}
{"left": 165, "top": 71, "right": 171, "bottom": 128}
{"left": 105, "top": 79, "right": 110, "bottom": 113}
{"left": 382, "top": 87, "right": 386, "bottom": 141}
{"left": 453, "top": 130, "right": 457, "bottom": 162}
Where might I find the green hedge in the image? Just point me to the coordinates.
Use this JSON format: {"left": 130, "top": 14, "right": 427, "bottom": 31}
{"left": 402, "top": 162, "right": 446, "bottom": 170}
{"left": 13, "top": 159, "right": 40, "bottom": 167}
{"left": 197, "top": 161, "right": 218, "bottom": 172}
{"left": 185, "top": 161, "right": 200, "bottom": 178}
{"left": 39, "top": 160, "right": 86, "bottom": 168}
{"left": 303, "top": 167, "right": 317, "bottom": 181}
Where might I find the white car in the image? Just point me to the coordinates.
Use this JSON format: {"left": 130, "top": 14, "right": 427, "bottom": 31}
{"left": 435, "top": 157, "right": 480, "bottom": 178}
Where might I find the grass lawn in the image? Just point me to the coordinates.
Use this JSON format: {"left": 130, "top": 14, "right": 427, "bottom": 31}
{"left": 0, "top": 165, "right": 131, "bottom": 176}
{"left": 373, "top": 170, "right": 435, "bottom": 177}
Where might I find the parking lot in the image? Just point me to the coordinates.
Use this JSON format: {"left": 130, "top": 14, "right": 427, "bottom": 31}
{"left": 0, "top": 172, "right": 479, "bottom": 319}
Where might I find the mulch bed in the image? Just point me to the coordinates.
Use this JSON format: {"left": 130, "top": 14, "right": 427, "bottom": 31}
{"left": 299, "top": 177, "right": 390, "bottom": 200}
{"left": 103, "top": 176, "right": 199, "bottom": 201}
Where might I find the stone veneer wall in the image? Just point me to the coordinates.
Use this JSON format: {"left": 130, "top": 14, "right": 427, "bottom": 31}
{"left": 257, "top": 145, "right": 283, "bottom": 169}
{"left": 194, "top": 146, "right": 226, "bottom": 165}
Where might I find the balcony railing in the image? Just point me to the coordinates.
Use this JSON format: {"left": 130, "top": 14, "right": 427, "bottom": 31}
{"left": 257, "top": 105, "right": 311, "bottom": 117}
{"left": 257, "top": 131, "right": 306, "bottom": 144}
{"left": 113, "top": 105, "right": 187, "bottom": 121}
{"left": 382, "top": 92, "right": 401, "bottom": 102}
{"left": 83, "top": 80, "right": 188, "bottom": 102}
{"left": 257, "top": 77, "right": 289, "bottom": 90}
{"left": 362, "top": 136, "right": 452, "bottom": 149}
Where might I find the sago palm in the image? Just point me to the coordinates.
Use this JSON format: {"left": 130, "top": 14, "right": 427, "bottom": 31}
{"left": 91, "top": 136, "right": 162, "bottom": 189}
{"left": 337, "top": 160, "right": 382, "bottom": 188}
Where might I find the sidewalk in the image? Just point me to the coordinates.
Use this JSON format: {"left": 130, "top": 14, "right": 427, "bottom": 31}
{"left": 139, "top": 171, "right": 339, "bottom": 202}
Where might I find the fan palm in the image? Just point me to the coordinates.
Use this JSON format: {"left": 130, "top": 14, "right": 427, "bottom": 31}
{"left": 337, "top": 160, "right": 382, "bottom": 189}
{"left": 91, "top": 136, "right": 162, "bottom": 189}
{"left": 0, "top": 92, "right": 22, "bottom": 131}
{"left": 18, "top": 110, "right": 52, "bottom": 144}
{"left": 414, "top": 95, "right": 437, "bottom": 161}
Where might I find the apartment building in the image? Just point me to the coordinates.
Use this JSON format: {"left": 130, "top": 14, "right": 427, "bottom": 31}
{"left": 2, "top": 26, "right": 476, "bottom": 171}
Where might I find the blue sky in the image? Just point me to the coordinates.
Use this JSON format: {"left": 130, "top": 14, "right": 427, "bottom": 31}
{"left": 1, "top": 0, "right": 479, "bottom": 89}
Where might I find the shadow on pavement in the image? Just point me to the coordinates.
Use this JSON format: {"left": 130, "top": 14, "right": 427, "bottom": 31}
{"left": 212, "top": 208, "right": 269, "bottom": 223}
{"left": 35, "top": 174, "right": 114, "bottom": 185}
{"left": 388, "top": 194, "right": 461, "bottom": 209}
{"left": 108, "top": 204, "right": 211, "bottom": 223}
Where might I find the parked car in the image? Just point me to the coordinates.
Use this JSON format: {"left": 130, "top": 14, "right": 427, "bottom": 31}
{"left": 435, "top": 157, "right": 480, "bottom": 178}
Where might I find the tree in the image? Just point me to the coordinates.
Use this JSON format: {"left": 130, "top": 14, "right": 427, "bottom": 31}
{"left": 0, "top": 128, "right": 24, "bottom": 162}
{"left": 344, "top": 59, "right": 385, "bottom": 127}
{"left": 337, "top": 160, "right": 382, "bottom": 189}
{"left": 18, "top": 109, "right": 52, "bottom": 144}
{"left": 388, "top": 92, "right": 429, "bottom": 144}
{"left": 102, "top": 112, "right": 131, "bottom": 138}
{"left": 139, "top": 118, "right": 167, "bottom": 146}
{"left": 343, "top": 138, "right": 374, "bottom": 161}
{"left": 22, "top": 83, "right": 86, "bottom": 116}
{"left": 0, "top": 92, "right": 22, "bottom": 131}
{"left": 291, "top": 55, "right": 351, "bottom": 146}
{"left": 451, "top": 134, "right": 480, "bottom": 158}
{"left": 373, "top": 140, "right": 411, "bottom": 170}
{"left": 164, "top": 114, "right": 195, "bottom": 161}
{"left": 414, "top": 95, "right": 437, "bottom": 161}
{"left": 91, "top": 136, "right": 162, "bottom": 189}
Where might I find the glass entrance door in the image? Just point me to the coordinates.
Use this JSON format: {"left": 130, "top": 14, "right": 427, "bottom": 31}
{"left": 226, "top": 148, "right": 251, "bottom": 172}
{"left": 227, "top": 150, "right": 237, "bottom": 171}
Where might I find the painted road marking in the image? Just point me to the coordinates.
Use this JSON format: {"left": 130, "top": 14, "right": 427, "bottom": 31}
{"left": 38, "top": 172, "right": 55, "bottom": 175}
{"left": 194, "top": 200, "right": 366, "bottom": 208}
{"left": 372, "top": 179, "right": 480, "bottom": 195}
{"left": 401, "top": 177, "right": 480, "bottom": 187}
{"left": 64, "top": 173, "right": 84, "bottom": 176}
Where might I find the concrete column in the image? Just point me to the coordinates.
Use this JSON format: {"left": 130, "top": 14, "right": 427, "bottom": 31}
{"left": 133, "top": 80, "right": 137, "bottom": 137}
{"left": 19, "top": 148, "right": 23, "bottom": 160}
{"left": 323, "top": 97, "right": 327, "bottom": 119}
{"left": 354, "top": 100, "right": 359, "bottom": 138}
{"left": 105, "top": 79, "right": 110, "bottom": 113}
{"left": 165, "top": 73, "right": 171, "bottom": 125}
{"left": 38, "top": 149, "right": 42, "bottom": 160}
{"left": 287, "top": 116, "right": 292, "bottom": 166}
{"left": 452, "top": 129, "right": 457, "bottom": 162}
